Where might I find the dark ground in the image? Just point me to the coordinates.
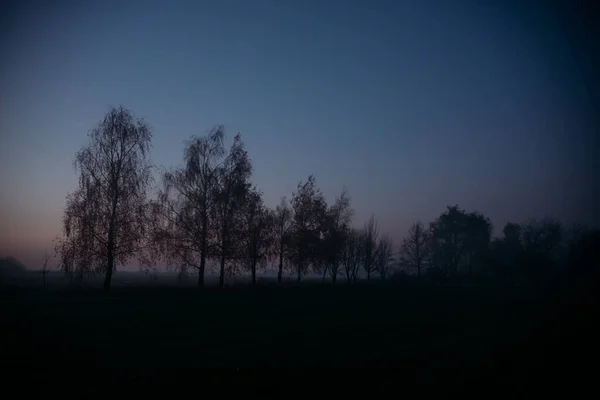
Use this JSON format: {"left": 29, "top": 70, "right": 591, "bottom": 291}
{"left": 1, "top": 278, "right": 597, "bottom": 389}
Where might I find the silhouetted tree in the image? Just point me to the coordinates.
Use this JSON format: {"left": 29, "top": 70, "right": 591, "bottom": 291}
{"left": 273, "top": 197, "right": 293, "bottom": 283}
{"left": 151, "top": 126, "right": 225, "bottom": 288}
{"left": 239, "top": 188, "right": 273, "bottom": 285}
{"left": 504, "top": 222, "right": 522, "bottom": 243}
{"left": 289, "top": 175, "right": 327, "bottom": 281}
{"left": 343, "top": 228, "right": 363, "bottom": 282}
{"left": 375, "top": 235, "right": 394, "bottom": 279}
{"left": 54, "top": 238, "right": 77, "bottom": 284}
{"left": 362, "top": 215, "right": 379, "bottom": 280}
{"left": 212, "top": 134, "right": 252, "bottom": 288}
{"left": 564, "top": 227, "right": 600, "bottom": 288}
{"left": 147, "top": 269, "right": 158, "bottom": 283}
{"left": 399, "top": 221, "right": 430, "bottom": 278}
{"left": 563, "top": 223, "right": 589, "bottom": 265}
{"left": 55, "top": 106, "right": 153, "bottom": 291}
{"left": 429, "top": 205, "right": 474, "bottom": 279}
{"left": 361, "top": 215, "right": 379, "bottom": 280}
{"left": 177, "top": 267, "right": 190, "bottom": 284}
{"left": 521, "top": 218, "right": 563, "bottom": 283}
{"left": 495, "top": 222, "right": 523, "bottom": 285}
{"left": 463, "top": 211, "right": 492, "bottom": 278}
{"left": 321, "top": 188, "right": 353, "bottom": 283}
{"left": 487, "top": 223, "right": 519, "bottom": 284}
{"left": 42, "top": 250, "right": 50, "bottom": 290}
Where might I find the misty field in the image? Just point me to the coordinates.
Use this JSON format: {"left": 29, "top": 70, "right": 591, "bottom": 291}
{"left": 3, "top": 278, "right": 594, "bottom": 385}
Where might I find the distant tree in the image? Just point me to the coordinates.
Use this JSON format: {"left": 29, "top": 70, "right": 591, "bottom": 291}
{"left": 321, "top": 188, "right": 353, "bottom": 283}
{"left": 54, "top": 238, "right": 77, "bottom": 284}
{"left": 503, "top": 222, "right": 522, "bottom": 244}
{"left": 177, "top": 267, "right": 190, "bottom": 284}
{"left": 273, "top": 197, "right": 293, "bottom": 283}
{"left": 343, "top": 228, "right": 363, "bottom": 282}
{"left": 212, "top": 134, "right": 252, "bottom": 288}
{"left": 521, "top": 218, "right": 563, "bottom": 282}
{"left": 491, "top": 222, "right": 523, "bottom": 285}
{"left": 42, "top": 250, "right": 50, "bottom": 290}
{"left": 521, "top": 218, "right": 563, "bottom": 257}
{"left": 361, "top": 215, "right": 379, "bottom": 280}
{"left": 150, "top": 126, "right": 226, "bottom": 288}
{"left": 563, "top": 223, "right": 589, "bottom": 265}
{"left": 55, "top": 106, "right": 153, "bottom": 291}
{"left": 147, "top": 269, "right": 159, "bottom": 283}
{"left": 375, "top": 235, "right": 394, "bottom": 280}
{"left": 564, "top": 228, "right": 600, "bottom": 287}
{"left": 239, "top": 188, "right": 274, "bottom": 285}
{"left": 289, "top": 175, "right": 327, "bottom": 281}
{"left": 399, "top": 221, "right": 430, "bottom": 278}
{"left": 463, "top": 211, "right": 492, "bottom": 278}
{"left": 429, "top": 205, "right": 483, "bottom": 279}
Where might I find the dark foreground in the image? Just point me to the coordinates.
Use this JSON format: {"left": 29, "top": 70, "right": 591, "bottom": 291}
{"left": 2, "top": 279, "right": 596, "bottom": 387}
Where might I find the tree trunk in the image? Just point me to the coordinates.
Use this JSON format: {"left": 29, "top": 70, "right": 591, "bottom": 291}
{"left": 277, "top": 256, "right": 283, "bottom": 283}
{"left": 103, "top": 224, "right": 116, "bottom": 291}
{"left": 198, "top": 260, "right": 204, "bottom": 288}
{"left": 278, "top": 249, "right": 284, "bottom": 283}
{"left": 332, "top": 272, "right": 337, "bottom": 284}
{"left": 199, "top": 219, "right": 208, "bottom": 289}
{"left": 104, "top": 193, "right": 118, "bottom": 292}
{"left": 297, "top": 264, "right": 301, "bottom": 281}
{"left": 219, "top": 251, "right": 226, "bottom": 289}
{"left": 104, "top": 248, "right": 114, "bottom": 291}
{"left": 367, "top": 268, "right": 371, "bottom": 280}
{"left": 322, "top": 266, "right": 327, "bottom": 283}
{"left": 251, "top": 259, "right": 257, "bottom": 285}
{"left": 219, "top": 220, "right": 228, "bottom": 289}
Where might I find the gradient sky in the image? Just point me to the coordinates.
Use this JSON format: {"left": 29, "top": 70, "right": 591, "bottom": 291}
{"left": 1, "top": 0, "right": 598, "bottom": 269}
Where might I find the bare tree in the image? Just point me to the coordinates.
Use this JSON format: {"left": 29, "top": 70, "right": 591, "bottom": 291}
{"left": 375, "top": 235, "right": 394, "bottom": 280}
{"left": 147, "top": 269, "right": 159, "bottom": 283}
{"left": 463, "top": 211, "right": 492, "bottom": 277}
{"left": 42, "top": 250, "right": 50, "bottom": 290}
{"left": 54, "top": 237, "right": 77, "bottom": 284}
{"left": 522, "top": 218, "right": 563, "bottom": 258}
{"left": 151, "top": 126, "right": 225, "bottom": 288}
{"left": 239, "top": 188, "right": 274, "bottom": 285}
{"left": 521, "top": 217, "right": 563, "bottom": 281}
{"left": 322, "top": 188, "right": 353, "bottom": 283}
{"left": 428, "top": 205, "right": 469, "bottom": 279}
{"left": 503, "top": 222, "right": 522, "bottom": 243}
{"left": 399, "top": 221, "right": 430, "bottom": 278}
{"left": 273, "top": 197, "right": 293, "bottom": 283}
{"left": 177, "top": 267, "right": 190, "bottom": 284}
{"left": 212, "top": 134, "right": 252, "bottom": 288}
{"left": 55, "top": 106, "right": 153, "bottom": 291}
{"left": 343, "top": 228, "right": 363, "bottom": 282}
{"left": 491, "top": 222, "right": 523, "bottom": 285}
{"left": 427, "top": 206, "right": 492, "bottom": 280}
{"left": 289, "top": 175, "right": 327, "bottom": 281}
{"left": 564, "top": 223, "right": 589, "bottom": 263}
{"left": 362, "top": 215, "right": 379, "bottom": 280}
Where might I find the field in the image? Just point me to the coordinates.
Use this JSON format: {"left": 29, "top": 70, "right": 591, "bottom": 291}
{"left": 2, "top": 272, "right": 596, "bottom": 386}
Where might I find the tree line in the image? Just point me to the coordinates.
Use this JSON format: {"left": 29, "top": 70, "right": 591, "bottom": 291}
{"left": 54, "top": 106, "right": 599, "bottom": 291}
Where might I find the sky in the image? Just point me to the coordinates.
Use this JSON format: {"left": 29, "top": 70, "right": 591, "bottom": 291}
{"left": 1, "top": 0, "right": 598, "bottom": 269}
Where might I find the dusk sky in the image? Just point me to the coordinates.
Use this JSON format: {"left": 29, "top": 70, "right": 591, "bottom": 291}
{"left": 1, "top": 0, "right": 598, "bottom": 269}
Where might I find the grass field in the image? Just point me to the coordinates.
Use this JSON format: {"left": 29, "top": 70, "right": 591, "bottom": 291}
{"left": 2, "top": 276, "right": 596, "bottom": 386}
